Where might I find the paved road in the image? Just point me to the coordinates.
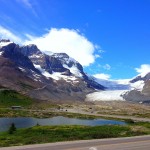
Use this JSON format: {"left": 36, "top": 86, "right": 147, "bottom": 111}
{"left": 1, "top": 135, "right": 150, "bottom": 150}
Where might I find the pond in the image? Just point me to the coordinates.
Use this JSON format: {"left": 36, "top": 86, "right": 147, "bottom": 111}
{"left": 0, "top": 116, "right": 126, "bottom": 132}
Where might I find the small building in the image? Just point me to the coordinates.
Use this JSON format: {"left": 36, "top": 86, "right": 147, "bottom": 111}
{"left": 11, "top": 106, "right": 22, "bottom": 110}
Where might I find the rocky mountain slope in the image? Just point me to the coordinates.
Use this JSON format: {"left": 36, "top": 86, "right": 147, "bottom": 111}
{"left": 122, "top": 73, "right": 150, "bottom": 104}
{"left": 0, "top": 39, "right": 104, "bottom": 101}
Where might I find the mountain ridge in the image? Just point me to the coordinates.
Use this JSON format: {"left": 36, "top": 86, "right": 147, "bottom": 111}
{"left": 0, "top": 39, "right": 105, "bottom": 101}
{"left": 0, "top": 39, "right": 150, "bottom": 104}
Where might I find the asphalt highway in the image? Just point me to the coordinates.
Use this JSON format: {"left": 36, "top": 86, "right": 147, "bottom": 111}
{"left": 0, "top": 135, "right": 150, "bottom": 150}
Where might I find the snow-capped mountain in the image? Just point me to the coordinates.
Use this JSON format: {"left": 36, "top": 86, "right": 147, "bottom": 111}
{"left": 19, "top": 42, "right": 105, "bottom": 90}
{"left": 52, "top": 53, "right": 83, "bottom": 77}
{"left": 0, "top": 39, "right": 104, "bottom": 101}
{"left": 0, "top": 39, "right": 149, "bottom": 103}
{"left": 122, "top": 73, "right": 150, "bottom": 103}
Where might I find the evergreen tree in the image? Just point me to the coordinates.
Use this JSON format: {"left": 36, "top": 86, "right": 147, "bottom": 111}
{"left": 8, "top": 123, "right": 16, "bottom": 134}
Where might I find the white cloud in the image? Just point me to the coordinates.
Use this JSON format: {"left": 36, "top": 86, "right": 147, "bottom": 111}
{"left": 0, "top": 26, "right": 22, "bottom": 43}
{"left": 25, "top": 28, "right": 99, "bottom": 66}
{"left": 103, "top": 64, "right": 111, "bottom": 70}
{"left": 135, "top": 64, "right": 150, "bottom": 77}
{"left": 93, "top": 73, "right": 111, "bottom": 80}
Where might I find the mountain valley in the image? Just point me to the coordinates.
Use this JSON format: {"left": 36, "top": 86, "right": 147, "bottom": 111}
{"left": 0, "top": 39, "right": 150, "bottom": 105}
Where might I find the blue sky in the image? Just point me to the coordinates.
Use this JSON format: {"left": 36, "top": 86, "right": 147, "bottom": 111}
{"left": 0, "top": 0, "right": 150, "bottom": 79}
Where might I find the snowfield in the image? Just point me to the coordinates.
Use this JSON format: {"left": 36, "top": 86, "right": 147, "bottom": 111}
{"left": 86, "top": 76, "right": 146, "bottom": 101}
{"left": 86, "top": 90, "right": 128, "bottom": 101}
{"left": 33, "top": 64, "right": 78, "bottom": 82}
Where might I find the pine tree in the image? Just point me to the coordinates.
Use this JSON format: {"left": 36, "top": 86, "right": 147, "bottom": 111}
{"left": 8, "top": 123, "right": 16, "bottom": 134}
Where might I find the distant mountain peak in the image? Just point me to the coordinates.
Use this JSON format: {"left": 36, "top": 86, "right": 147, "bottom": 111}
{"left": 52, "top": 52, "right": 78, "bottom": 65}
{"left": 130, "top": 72, "right": 150, "bottom": 83}
{"left": 52, "top": 52, "right": 69, "bottom": 58}
{"left": 20, "top": 44, "right": 42, "bottom": 57}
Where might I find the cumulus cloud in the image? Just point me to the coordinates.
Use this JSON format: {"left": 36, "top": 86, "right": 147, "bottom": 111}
{"left": 93, "top": 73, "right": 111, "bottom": 80}
{"left": 25, "top": 28, "right": 100, "bottom": 66}
{"left": 135, "top": 64, "right": 150, "bottom": 77}
{"left": 0, "top": 26, "right": 22, "bottom": 43}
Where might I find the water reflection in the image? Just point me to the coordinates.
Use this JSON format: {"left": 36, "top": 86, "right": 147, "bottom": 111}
{"left": 0, "top": 116, "right": 126, "bottom": 132}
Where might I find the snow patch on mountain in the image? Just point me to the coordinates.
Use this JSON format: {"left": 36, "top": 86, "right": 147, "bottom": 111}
{"left": 130, "top": 80, "right": 145, "bottom": 91}
{"left": 34, "top": 64, "right": 78, "bottom": 82}
{"left": 63, "top": 64, "right": 82, "bottom": 77}
{"left": 18, "top": 67, "right": 26, "bottom": 72}
{"left": 52, "top": 53, "right": 77, "bottom": 63}
{"left": 0, "top": 51, "right": 3, "bottom": 56}
{"left": 46, "top": 72, "right": 78, "bottom": 82}
{"left": 69, "top": 65, "right": 83, "bottom": 77}
{"left": 29, "top": 54, "right": 42, "bottom": 58}
{"left": 86, "top": 90, "right": 127, "bottom": 101}
{"left": 33, "top": 64, "right": 57, "bottom": 79}
{"left": 52, "top": 53, "right": 83, "bottom": 77}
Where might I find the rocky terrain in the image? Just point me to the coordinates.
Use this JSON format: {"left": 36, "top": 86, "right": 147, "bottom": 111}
{"left": 122, "top": 74, "right": 150, "bottom": 104}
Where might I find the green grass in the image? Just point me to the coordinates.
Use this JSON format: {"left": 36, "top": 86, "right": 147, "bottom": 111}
{"left": 0, "top": 109, "right": 30, "bottom": 117}
{"left": 0, "top": 108, "right": 99, "bottom": 118}
{"left": 0, "top": 123, "right": 149, "bottom": 147}
{"left": 131, "top": 121, "right": 150, "bottom": 129}
{"left": 0, "top": 89, "right": 149, "bottom": 147}
{"left": 0, "top": 90, "right": 32, "bottom": 108}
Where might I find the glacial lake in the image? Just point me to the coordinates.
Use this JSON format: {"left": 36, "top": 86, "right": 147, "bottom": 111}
{"left": 0, "top": 116, "right": 126, "bottom": 132}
